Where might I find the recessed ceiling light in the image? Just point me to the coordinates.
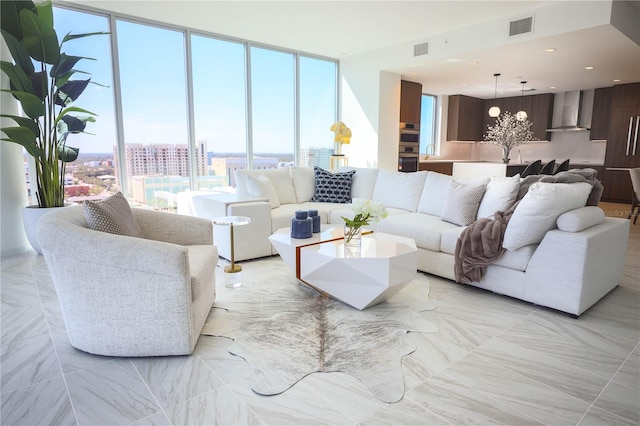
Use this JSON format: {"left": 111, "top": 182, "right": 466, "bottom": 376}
{"left": 470, "top": 61, "right": 479, "bottom": 66}
{"left": 544, "top": 48, "right": 556, "bottom": 52}
{"left": 613, "top": 79, "right": 621, "bottom": 82}
{"left": 585, "top": 66, "right": 595, "bottom": 70}
{"left": 550, "top": 86, "right": 557, "bottom": 89}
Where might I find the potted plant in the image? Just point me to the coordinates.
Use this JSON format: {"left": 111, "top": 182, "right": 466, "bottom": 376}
{"left": 482, "top": 111, "right": 536, "bottom": 164}
{"left": 1, "top": 0, "right": 105, "bottom": 251}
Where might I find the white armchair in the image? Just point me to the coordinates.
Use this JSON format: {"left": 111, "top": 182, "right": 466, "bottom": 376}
{"left": 37, "top": 205, "right": 218, "bottom": 357}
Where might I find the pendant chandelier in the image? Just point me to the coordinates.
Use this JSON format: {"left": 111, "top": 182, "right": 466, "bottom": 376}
{"left": 516, "top": 81, "right": 528, "bottom": 121}
{"left": 488, "top": 73, "right": 501, "bottom": 118}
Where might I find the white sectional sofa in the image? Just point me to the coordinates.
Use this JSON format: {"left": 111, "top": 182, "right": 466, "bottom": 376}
{"left": 177, "top": 166, "right": 629, "bottom": 316}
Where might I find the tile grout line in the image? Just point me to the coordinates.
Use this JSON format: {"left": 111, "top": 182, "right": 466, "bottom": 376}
{"left": 127, "top": 358, "right": 173, "bottom": 425}
{"left": 31, "top": 259, "right": 80, "bottom": 426}
{"left": 575, "top": 340, "right": 640, "bottom": 425}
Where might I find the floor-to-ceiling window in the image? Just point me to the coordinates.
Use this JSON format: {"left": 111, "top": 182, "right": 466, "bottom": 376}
{"left": 50, "top": 8, "right": 117, "bottom": 203}
{"left": 250, "top": 47, "right": 295, "bottom": 169}
{"left": 299, "top": 56, "right": 337, "bottom": 170}
{"left": 43, "top": 4, "right": 337, "bottom": 209}
{"left": 191, "top": 35, "right": 247, "bottom": 187}
{"left": 116, "top": 20, "right": 191, "bottom": 210}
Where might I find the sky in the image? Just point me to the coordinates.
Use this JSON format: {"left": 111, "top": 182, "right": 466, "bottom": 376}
{"left": 53, "top": 6, "right": 337, "bottom": 156}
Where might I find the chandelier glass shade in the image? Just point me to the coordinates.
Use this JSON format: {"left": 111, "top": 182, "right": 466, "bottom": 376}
{"left": 488, "top": 73, "right": 501, "bottom": 117}
{"left": 516, "top": 81, "right": 528, "bottom": 121}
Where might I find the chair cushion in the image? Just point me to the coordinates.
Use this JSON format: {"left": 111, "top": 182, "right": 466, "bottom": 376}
{"left": 441, "top": 181, "right": 487, "bottom": 226}
{"left": 83, "top": 192, "right": 143, "bottom": 238}
{"left": 187, "top": 245, "right": 217, "bottom": 301}
{"left": 311, "top": 167, "right": 355, "bottom": 203}
{"left": 246, "top": 175, "right": 280, "bottom": 209}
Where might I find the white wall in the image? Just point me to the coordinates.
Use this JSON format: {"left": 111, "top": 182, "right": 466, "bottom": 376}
{"left": 1, "top": 41, "right": 31, "bottom": 257}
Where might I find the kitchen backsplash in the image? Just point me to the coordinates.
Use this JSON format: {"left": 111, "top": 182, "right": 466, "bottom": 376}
{"left": 436, "top": 130, "right": 606, "bottom": 164}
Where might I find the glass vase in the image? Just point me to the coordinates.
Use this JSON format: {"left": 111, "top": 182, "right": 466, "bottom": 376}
{"left": 344, "top": 225, "right": 362, "bottom": 249}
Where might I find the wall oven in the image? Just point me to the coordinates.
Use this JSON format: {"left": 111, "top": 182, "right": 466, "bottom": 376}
{"left": 398, "top": 122, "right": 420, "bottom": 172}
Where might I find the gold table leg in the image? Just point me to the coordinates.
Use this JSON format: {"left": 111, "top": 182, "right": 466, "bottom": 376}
{"left": 224, "top": 223, "right": 242, "bottom": 273}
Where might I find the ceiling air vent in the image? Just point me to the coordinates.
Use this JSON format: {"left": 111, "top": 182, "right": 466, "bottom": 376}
{"left": 509, "top": 16, "right": 534, "bottom": 36}
{"left": 413, "top": 42, "right": 429, "bottom": 57}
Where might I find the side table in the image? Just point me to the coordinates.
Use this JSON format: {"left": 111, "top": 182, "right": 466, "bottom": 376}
{"left": 212, "top": 216, "right": 251, "bottom": 288}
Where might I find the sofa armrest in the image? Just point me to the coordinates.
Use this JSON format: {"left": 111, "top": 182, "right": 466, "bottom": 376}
{"left": 132, "top": 208, "right": 213, "bottom": 246}
{"left": 523, "top": 217, "right": 629, "bottom": 315}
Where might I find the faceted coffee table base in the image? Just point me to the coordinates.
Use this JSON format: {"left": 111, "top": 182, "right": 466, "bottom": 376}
{"left": 269, "top": 227, "right": 417, "bottom": 310}
{"left": 300, "top": 250, "right": 417, "bottom": 310}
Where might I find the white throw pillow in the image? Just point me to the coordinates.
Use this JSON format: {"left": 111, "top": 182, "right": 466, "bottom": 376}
{"left": 340, "top": 167, "right": 379, "bottom": 200}
{"left": 503, "top": 182, "right": 592, "bottom": 250}
{"left": 417, "top": 172, "right": 453, "bottom": 216}
{"left": 290, "top": 167, "right": 316, "bottom": 203}
{"left": 246, "top": 175, "right": 280, "bottom": 209}
{"left": 557, "top": 206, "right": 605, "bottom": 232}
{"left": 237, "top": 168, "right": 297, "bottom": 204}
{"left": 371, "top": 169, "right": 428, "bottom": 212}
{"left": 440, "top": 181, "right": 487, "bottom": 226}
{"left": 477, "top": 174, "right": 521, "bottom": 218}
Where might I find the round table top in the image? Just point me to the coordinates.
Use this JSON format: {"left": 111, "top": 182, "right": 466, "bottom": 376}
{"left": 212, "top": 216, "right": 251, "bottom": 226}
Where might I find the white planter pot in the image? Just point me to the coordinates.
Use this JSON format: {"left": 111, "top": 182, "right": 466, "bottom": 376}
{"left": 22, "top": 204, "right": 70, "bottom": 254}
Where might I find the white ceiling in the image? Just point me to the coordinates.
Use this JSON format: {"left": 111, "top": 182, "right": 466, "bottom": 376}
{"left": 69, "top": 0, "right": 640, "bottom": 99}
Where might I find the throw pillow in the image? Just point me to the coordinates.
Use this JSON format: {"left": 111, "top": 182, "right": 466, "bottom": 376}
{"left": 476, "top": 174, "right": 521, "bottom": 218}
{"left": 290, "top": 167, "right": 316, "bottom": 203}
{"left": 371, "top": 169, "right": 428, "bottom": 212}
{"left": 502, "top": 182, "right": 592, "bottom": 250}
{"left": 417, "top": 172, "right": 453, "bottom": 216}
{"left": 440, "top": 181, "right": 487, "bottom": 226}
{"left": 310, "top": 167, "right": 355, "bottom": 203}
{"left": 83, "top": 192, "right": 144, "bottom": 237}
{"left": 556, "top": 206, "right": 605, "bottom": 232}
{"left": 246, "top": 174, "right": 280, "bottom": 209}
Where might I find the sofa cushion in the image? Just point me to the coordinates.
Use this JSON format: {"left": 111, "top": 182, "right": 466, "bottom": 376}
{"left": 311, "top": 167, "right": 355, "bottom": 203}
{"left": 440, "top": 226, "right": 467, "bottom": 255}
{"left": 377, "top": 213, "right": 459, "bottom": 251}
{"left": 340, "top": 167, "right": 379, "bottom": 200}
{"left": 235, "top": 168, "right": 297, "bottom": 204}
{"left": 492, "top": 244, "right": 537, "bottom": 272}
{"left": 503, "top": 182, "right": 592, "bottom": 250}
{"left": 290, "top": 167, "right": 316, "bottom": 203}
{"left": 441, "top": 181, "right": 487, "bottom": 226}
{"left": 246, "top": 175, "right": 280, "bottom": 209}
{"left": 372, "top": 170, "right": 428, "bottom": 212}
{"left": 270, "top": 204, "right": 302, "bottom": 233}
{"left": 477, "top": 174, "right": 521, "bottom": 218}
{"left": 83, "top": 192, "right": 144, "bottom": 238}
{"left": 556, "top": 206, "right": 605, "bottom": 232}
{"left": 417, "top": 172, "right": 453, "bottom": 216}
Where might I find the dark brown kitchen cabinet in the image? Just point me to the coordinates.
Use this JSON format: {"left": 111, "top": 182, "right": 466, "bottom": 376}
{"left": 483, "top": 93, "right": 554, "bottom": 141}
{"left": 447, "top": 95, "right": 484, "bottom": 141}
{"left": 601, "top": 82, "right": 640, "bottom": 203}
{"left": 590, "top": 86, "right": 613, "bottom": 140}
{"left": 400, "top": 80, "right": 422, "bottom": 124}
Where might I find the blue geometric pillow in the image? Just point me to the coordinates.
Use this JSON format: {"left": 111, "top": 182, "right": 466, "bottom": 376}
{"left": 310, "top": 167, "right": 356, "bottom": 203}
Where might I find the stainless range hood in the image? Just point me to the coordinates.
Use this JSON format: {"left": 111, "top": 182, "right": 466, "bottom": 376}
{"left": 546, "top": 90, "right": 591, "bottom": 132}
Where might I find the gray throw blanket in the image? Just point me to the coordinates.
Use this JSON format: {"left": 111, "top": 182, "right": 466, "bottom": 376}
{"left": 454, "top": 168, "right": 603, "bottom": 283}
{"left": 454, "top": 201, "right": 519, "bottom": 284}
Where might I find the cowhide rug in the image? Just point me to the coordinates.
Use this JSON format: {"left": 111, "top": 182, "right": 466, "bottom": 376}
{"left": 201, "top": 259, "right": 438, "bottom": 403}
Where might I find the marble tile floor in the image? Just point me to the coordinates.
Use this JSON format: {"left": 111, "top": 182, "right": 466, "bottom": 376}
{"left": 1, "top": 224, "right": 638, "bottom": 426}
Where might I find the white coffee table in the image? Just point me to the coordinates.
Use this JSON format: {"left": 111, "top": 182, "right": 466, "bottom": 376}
{"left": 269, "top": 227, "right": 417, "bottom": 310}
